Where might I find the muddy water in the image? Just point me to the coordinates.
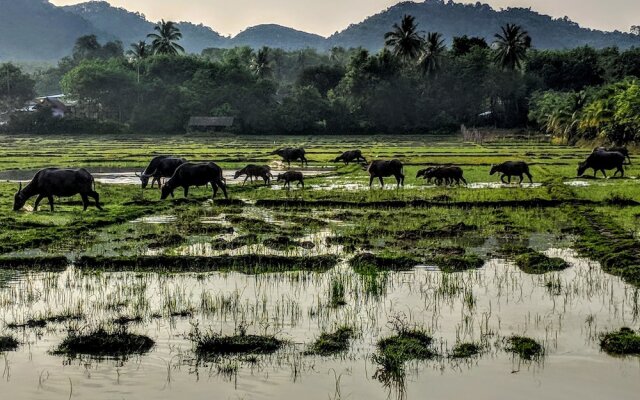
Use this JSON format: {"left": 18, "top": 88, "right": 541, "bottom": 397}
{"left": 0, "top": 250, "right": 638, "bottom": 399}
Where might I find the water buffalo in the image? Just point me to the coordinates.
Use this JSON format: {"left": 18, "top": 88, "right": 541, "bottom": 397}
{"left": 419, "top": 166, "right": 467, "bottom": 186}
{"left": 161, "top": 162, "right": 228, "bottom": 200}
{"left": 276, "top": 171, "right": 304, "bottom": 189}
{"left": 368, "top": 160, "right": 404, "bottom": 188}
{"left": 137, "top": 156, "right": 187, "bottom": 189}
{"left": 13, "top": 168, "right": 102, "bottom": 212}
{"left": 490, "top": 161, "right": 533, "bottom": 184}
{"left": 271, "top": 148, "right": 308, "bottom": 167}
{"left": 593, "top": 146, "right": 631, "bottom": 165}
{"left": 234, "top": 164, "right": 273, "bottom": 186}
{"left": 578, "top": 151, "right": 625, "bottom": 178}
{"left": 334, "top": 150, "right": 367, "bottom": 165}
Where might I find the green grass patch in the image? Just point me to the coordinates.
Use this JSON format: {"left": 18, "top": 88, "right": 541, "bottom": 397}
{"left": 75, "top": 254, "right": 338, "bottom": 273}
{"left": 53, "top": 329, "right": 154, "bottom": 358}
{"left": 305, "top": 327, "right": 354, "bottom": 356}
{"left": 450, "top": 342, "right": 482, "bottom": 358}
{"left": 505, "top": 335, "right": 545, "bottom": 361}
{"left": 515, "top": 249, "right": 570, "bottom": 274}
{"left": 0, "top": 336, "right": 19, "bottom": 352}
{"left": 193, "top": 332, "right": 283, "bottom": 357}
{"left": 599, "top": 328, "right": 640, "bottom": 356}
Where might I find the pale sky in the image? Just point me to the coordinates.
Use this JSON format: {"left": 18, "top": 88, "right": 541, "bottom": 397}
{"left": 50, "top": 0, "right": 640, "bottom": 37}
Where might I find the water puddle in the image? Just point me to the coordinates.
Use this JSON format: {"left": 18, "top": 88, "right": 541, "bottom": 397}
{"left": 0, "top": 250, "right": 638, "bottom": 399}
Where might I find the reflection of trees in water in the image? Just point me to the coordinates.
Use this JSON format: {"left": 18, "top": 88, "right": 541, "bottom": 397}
{"left": 0, "top": 271, "right": 20, "bottom": 288}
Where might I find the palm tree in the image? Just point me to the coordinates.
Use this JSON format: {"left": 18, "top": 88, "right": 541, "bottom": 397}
{"left": 384, "top": 15, "right": 424, "bottom": 62}
{"left": 147, "top": 20, "right": 184, "bottom": 55}
{"left": 250, "top": 47, "right": 273, "bottom": 79}
{"left": 493, "top": 23, "right": 531, "bottom": 70}
{"left": 419, "top": 32, "right": 446, "bottom": 76}
{"left": 127, "top": 41, "right": 150, "bottom": 83}
{"left": 127, "top": 41, "right": 150, "bottom": 61}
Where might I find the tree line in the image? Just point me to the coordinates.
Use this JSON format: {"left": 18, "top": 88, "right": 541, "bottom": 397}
{"left": 1, "top": 17, "right": 640, "bottom": 143}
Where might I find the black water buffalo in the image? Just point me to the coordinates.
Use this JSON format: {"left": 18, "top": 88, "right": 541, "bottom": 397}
{"left": 367, "top": 160, "right": 404, "bottom": 188}
{"left": 271, "top": 148, "right": 308, "bottom": 167}
{"left": 578, "top": 151, "right": 625, "bottom": 178}
{"left": 419, "top": 166, "right": 467, "bottom": 186}
{"left": 137, "top": 156, "right": 187, "bottom": 189}
{"left": 161, "top": 162, "right": 227, "bottom": 200}
{"left": 593, "top": 146, "right": 631, "bottom": 165}
{"left": 490, "top": 161, "right": 533, "bottom": 184}
{"left": 276, "top": 171, "right": 304, "bottom": 189}
{"left": 13, "top": 168, "right": 102, "bottom": 212}
{"left": 334, "top": 150, "right": 367, "bottom": 165}
{"left": 234, "top": 164, "right": 273, "bottom": 185}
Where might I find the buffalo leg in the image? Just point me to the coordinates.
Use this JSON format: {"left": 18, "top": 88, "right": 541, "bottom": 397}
{"left": 378, "top": 177, "right": 384, "bottom": 188}
{"left": 461, "top": 176, "right": 468, "bottom": 185}
{"left": 302, "top": 156, "right": 308, "bottom": 167}
{"left": 48, "top": 196, "right": 55, "bottom": 212}
{"left": 90, "top": 191, "right": 103, "bottom": 210}
{"left": 500, "top": 175, "right": 508, "bottom": 184}
{"left": 243, "top": 176, "right": 248, "bottom": 186}
{"left": 183, "top": 186, "right": 189, "bottom": 198}
{"left": 211, "top": 182, "right": 218, "bottom": 199}
{"left": 33, "top": 194, "right": 45, "bottom": 212}
{"left": 369, "top": 176, "right": 375, "bottom": 188}
{"left": 601, "top": 170, "right": 608, "bottom": 179}
{"left": 519, "top": 175, "right": 524, "bottom": 184}
{"left": 81, "top": 194, "right": 90, "bottom": 211}
{"left": 525, "top": 172, "right": 533, "bottom": 184}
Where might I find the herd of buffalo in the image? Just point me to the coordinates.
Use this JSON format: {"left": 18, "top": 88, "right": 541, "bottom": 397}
{"left": 11, "top": 146, "right": 633, "bottom": 212}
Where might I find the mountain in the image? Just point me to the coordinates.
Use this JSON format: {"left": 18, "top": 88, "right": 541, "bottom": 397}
{"left": 61, "top": 1, "right": 228, "bottom": 53}
{"left": 0, "top": 0, "right": 101, "bottom": 60}
{"left": 1, "top": 0, "right": 640, "bottom": 62}
{"left": 231, "top": 24, "right": 326, "bottom": 50}
{"left": 329, "top": 0, "right": 640, "bottom": 50}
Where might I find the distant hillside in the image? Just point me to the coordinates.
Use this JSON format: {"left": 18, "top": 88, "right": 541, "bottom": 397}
{"left": 0, "top": 0, "right": 100, "bottom": 60}
{"left": 231, "top": 24, "right": 326, "bottom": 50}
{"left": 329, "top": 0, "right": 640, "bottom": 50}
{"left": 62, "top": 1, "right": 229, "bottom": 53}
{"left": 2, "top": 0, "right": 640, "bottom": 61}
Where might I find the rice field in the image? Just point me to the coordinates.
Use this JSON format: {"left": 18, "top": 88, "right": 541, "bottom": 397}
{"left": 0, "top": 133, "right": 638, "bottom": 400}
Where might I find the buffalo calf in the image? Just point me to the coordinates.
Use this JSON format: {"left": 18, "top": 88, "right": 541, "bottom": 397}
{"left": 490, "top": 161, "right": 533, "bottom": 184}
{"left": 161, "top": 162, "right": 228, "bottom": 200}
{"left": 277, "top": 171, "right": 304, "bottom": 189}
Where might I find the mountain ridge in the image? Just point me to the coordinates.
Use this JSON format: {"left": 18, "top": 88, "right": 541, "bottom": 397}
{"left": 2, "top": 0, "right": 640, "bottom": 61}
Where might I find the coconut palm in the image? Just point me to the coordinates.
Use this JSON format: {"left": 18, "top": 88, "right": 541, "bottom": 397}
{"left": 419, "top": 32, "right": 446, "bottom": 76}
{"left": 384, "top": 15, "right": 424, "bottom": 62}
{"left": 127, "top": 41, "right": 150, "bottom": 61}
{"left": 493, "top": 23, "right": 531, "bottom": 70}
{"left": 147, "top": 20, "right": 184, "bottom": 55}
{"left": 250, "top": 47, "right": 273, "bottom": 79}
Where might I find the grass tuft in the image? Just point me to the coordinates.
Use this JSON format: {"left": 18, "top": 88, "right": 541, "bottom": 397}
{"left": 305, "top": 327, "right": 354, "bottom": 356}
{"left": 0, "top": 336, "right": 19, "bottom": 352}
{"left": 515, "top": 249, "right": 569, "bottom": 274}
{"left": 599, "top": 327, "right": 640, "bottom": 356}
{"left": 53, "top": 328, "right": 154, "bottom": 358}
{"left": 505, "top": 335, "right": 545, "bottom": 361}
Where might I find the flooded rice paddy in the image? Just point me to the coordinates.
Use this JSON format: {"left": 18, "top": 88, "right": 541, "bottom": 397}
{"left": 0, "top": 135, "right": 639, "bottom": 399}
{"left": 0, "top": 250, "right": 638, "bottom": 399}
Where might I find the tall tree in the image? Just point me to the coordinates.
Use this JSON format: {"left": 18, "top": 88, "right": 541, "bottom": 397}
{"left": 0, "top": 63, "right": 35, "bottom": 113}
{"left": 127, "top": 41, "right": 151, "bottom": 61}
{"left": 384, "top": 15, "right": 424, "bottom": 63}
{"left": 250, "top": 47, "right": 273, "bottom": 79}
{"left": 493, "top": 23, "right": 531, "bottom": 70}
{"left": 419, "top": 32, "right": 446, "bottom": 76}
{"left": 148, "top": 20, "right": 185, "bottom": 55}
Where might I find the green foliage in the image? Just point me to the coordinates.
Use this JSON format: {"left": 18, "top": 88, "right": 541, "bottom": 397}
{"left": 191, "top": 329, "right": 283, "bottom": 357}
{"left": 0, "top": 63, "right": 35, "bottom": 113}
{"left": 305, "top": 327, "right": 354, "bottom": 356}
{"left": 0, "top": 336, "right": 19, "bottom": 352}
{"left": 53, "top": 328, "right": 154, "bottom": 358}
{"left": 531, "top": 79, "right": 640, "bottom": 144}
{"left": 505, "top": 335, "right": 544, "bottom": 361}
{"left": 450, "top": 342, "right": 481, "bottom": 358}
{"left": 515, "top": 249, "right": 569, "bottom": 274}
{"left": 599, "top": 328, "right": 640, "bottom": 356}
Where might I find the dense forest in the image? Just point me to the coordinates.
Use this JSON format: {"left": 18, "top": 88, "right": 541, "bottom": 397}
{"left": 1, "top": 15, "right": 640, "bottom": 144}
{"left": 2, "top": 0, "right": 640, "bottom": 62}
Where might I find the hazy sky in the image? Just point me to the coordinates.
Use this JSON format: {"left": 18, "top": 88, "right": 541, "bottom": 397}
{"left": 50, "top": 0, "right": 640, "bottom": 37}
